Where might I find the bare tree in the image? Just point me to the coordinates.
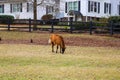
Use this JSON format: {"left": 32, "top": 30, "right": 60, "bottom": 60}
{"left": 27, "top": 0, "right": 57, "bottom": 30}
{"left": 1, "top": 0, "right": 58, "bottom": 30}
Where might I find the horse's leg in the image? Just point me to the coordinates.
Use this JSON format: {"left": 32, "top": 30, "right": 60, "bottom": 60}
{"left": 52, "top": 42, "right": 54, "bottom": 52}
{"left": 56, "top": 45, "right": 58, "bottom": 53}
{"left": 60, "top": 46, "right": 62, "bottom": 53}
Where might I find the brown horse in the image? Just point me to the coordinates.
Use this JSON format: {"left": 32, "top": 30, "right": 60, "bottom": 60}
{"left": 48, "top": 34, "right": 66, "bottom": 54}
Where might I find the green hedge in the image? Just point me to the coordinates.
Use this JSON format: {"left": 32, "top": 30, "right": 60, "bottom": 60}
{"left": 108, "top": 16, "right": 120, "bottom": 23}
{"left": 58, "top": 21, "right": 90, "bottom": 30}
{"left": 0, "top": 15, "right": 14, "bottom": 24}
{"left": 108, "top": 16, "right": 120, "bottom": 32}
{"left": 72, "top": 22, "right": 90, "bottom": 30}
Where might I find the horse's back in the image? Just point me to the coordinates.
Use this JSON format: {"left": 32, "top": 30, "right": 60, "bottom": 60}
{"left": 49, "top": 34, "right": 64, "bottom": 45}
{"left": 49, "top": 34, "right": 66, "bottom": 54}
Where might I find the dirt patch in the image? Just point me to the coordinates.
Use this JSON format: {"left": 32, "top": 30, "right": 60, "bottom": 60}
{"left": 65, "top": 37, "right": 120, "bottom": 47}
{"left": 0, "top": 34, "right": 120, "bottom": 48}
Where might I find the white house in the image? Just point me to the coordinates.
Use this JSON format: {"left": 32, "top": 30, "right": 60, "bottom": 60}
{"left": 63, "top": 0, "right": 120, "bottom": 21}
{"left": 0, "top": 0, "right": 120, "bottom": 21}
{"left": 0, "top": 0, "right": 60, "bottom": 19}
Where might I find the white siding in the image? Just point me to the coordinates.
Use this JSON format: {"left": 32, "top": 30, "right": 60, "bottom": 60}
{"left": 64, "top": 0, "right": 120, "bottom": 18}
{"left": 110, "top": 0, "right": 120, "bottom": 16}
{"left": 0, "top": 2, "right": 46, "bottom": 19}
{"left": 0, "top": 0, "right": 120, "bottom": 19}
{"left": 37, "top": 5, "right": 46, "bottom": 19}
{"left": 59, "top": 0, "right": 65, "bottom": 18}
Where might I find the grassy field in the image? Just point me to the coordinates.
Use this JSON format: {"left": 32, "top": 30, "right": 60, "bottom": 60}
{"left": 0, "top": 44, "right": 120, "bottom": 80}
{"left": 0, "top": 31, "right": 118, "bottom": 40}
{"left": 0, "top": 31, "right": 120, "bottom": 80}
{"left": 0, "top": 24, "right": 69, "bottom": 31}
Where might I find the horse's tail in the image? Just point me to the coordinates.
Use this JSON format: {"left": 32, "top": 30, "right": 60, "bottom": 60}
{"left": 48, "top": 38, "right": 51, "bottom": 44}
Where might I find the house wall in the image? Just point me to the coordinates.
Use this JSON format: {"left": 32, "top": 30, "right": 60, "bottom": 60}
{"left": 0, "top": 2, "right": 46, "bottom": 19}
{"left": 64, "top": 0, "right": 120, "bottom": 21}
{"left": 85, "top": 0, "right": 110, "bottom": 18}
{"left": 58, "top": 0, "right": 65, "bottom": 18}
{"left": 110, "top": 0, "right": 120, "bottom": 16}
{"left": 0, "top": 0, "right": 120, "bottom": 20}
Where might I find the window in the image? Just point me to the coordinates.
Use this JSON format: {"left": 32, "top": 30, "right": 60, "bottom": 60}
{"left": 10, "top": 3, "right": 22, "bottom": 13}
{"left": 68, "top": 1, "right": 78, "bottom": 11}
{"left": 88, "top": 1, "right": 100, "bottom": 13}
{"left": 73, "top": 1, "right": 78, "bottom": 10}
{"left": 46, "top": 6, "right": 53, "bottom": 14}
{"left": 68, "top": 2, "right": 73, "bottom": 11}
{"left": 27, "top": 3, "right": 33, "bottom": 12}
{"left": 65, "top": 1, "right": 80, "bottom": 13}
{"left": 104, "top": 3, "right": 111, "bottom": 14}
{"left": 0, "top": 4, "right": 4, "bottom": 13}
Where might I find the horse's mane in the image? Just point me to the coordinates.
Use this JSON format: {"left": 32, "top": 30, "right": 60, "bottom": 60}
{"left": 59, "top": 36, "right": 65, "bottom": 48}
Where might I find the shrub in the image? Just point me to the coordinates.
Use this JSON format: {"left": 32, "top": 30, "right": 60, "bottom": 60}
{"left": 0, "top": 15, "right": 14, "bottom": 24}
{"left": 41, "top": 14, "right": 59, "bottom": 25}
{"left": 108, "top": 16, "right": 120, "bottom": 32}
{"left": 41, "top": 14, "right": 53, "bottom": 20}
{"left": 41, "top": 14, "right": 53, "bottom": 24}
{"left": 58, "top": 22, "right": 68, "bottom": 26}
{"left": 108, "top": 16, "right": 120, "bottom": 23}
{"left": 99, "top": 17, "right": 108, "bottom": 23}
{"left": 73, "top": 21, "right": 90, "bottom": 30}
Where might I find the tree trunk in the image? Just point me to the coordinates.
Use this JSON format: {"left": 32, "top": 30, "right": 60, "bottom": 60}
{"left": 33, "top": 0, "right": 37, "bottom": 30}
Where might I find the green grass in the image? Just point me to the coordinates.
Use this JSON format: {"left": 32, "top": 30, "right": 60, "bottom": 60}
{"left": 0, "top": 44, "right": 120, "bottom": 80}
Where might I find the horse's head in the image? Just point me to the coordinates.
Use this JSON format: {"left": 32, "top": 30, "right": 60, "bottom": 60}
{"left": 62, "top": 47, "right": 66, "bottom": 54}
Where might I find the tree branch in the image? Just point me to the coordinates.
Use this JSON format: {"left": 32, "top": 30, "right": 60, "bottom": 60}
{"left": 37, "top": 0, "right": 44, "bottom": 6}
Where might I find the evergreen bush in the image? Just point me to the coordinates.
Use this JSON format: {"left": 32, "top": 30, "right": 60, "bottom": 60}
{"left": 0, "top": 15, "right": 14, "bottom": 24}
{"left": 108, "top": 16, "right": 120, "bottom": 23}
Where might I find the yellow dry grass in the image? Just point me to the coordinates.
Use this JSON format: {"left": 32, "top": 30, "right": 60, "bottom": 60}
{"left": 0, "top": 44, "right": 120, "bottom": 80}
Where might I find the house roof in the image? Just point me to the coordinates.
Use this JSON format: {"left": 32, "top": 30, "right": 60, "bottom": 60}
{"left": 68, "top": 10, "right": 83, "bottom": 17}
{"left": 0, "top": 0, "right": 27, "bottom": 3}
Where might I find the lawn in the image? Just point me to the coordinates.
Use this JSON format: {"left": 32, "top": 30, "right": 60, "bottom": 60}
{"left": 0, "top": 44, "right": 120, "bottom": 80}
{"left": 0, "top": 24, "right": 69, "bottom": 31}
{"left": 0, "top": 31, "right": 120, "bottom": 80}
